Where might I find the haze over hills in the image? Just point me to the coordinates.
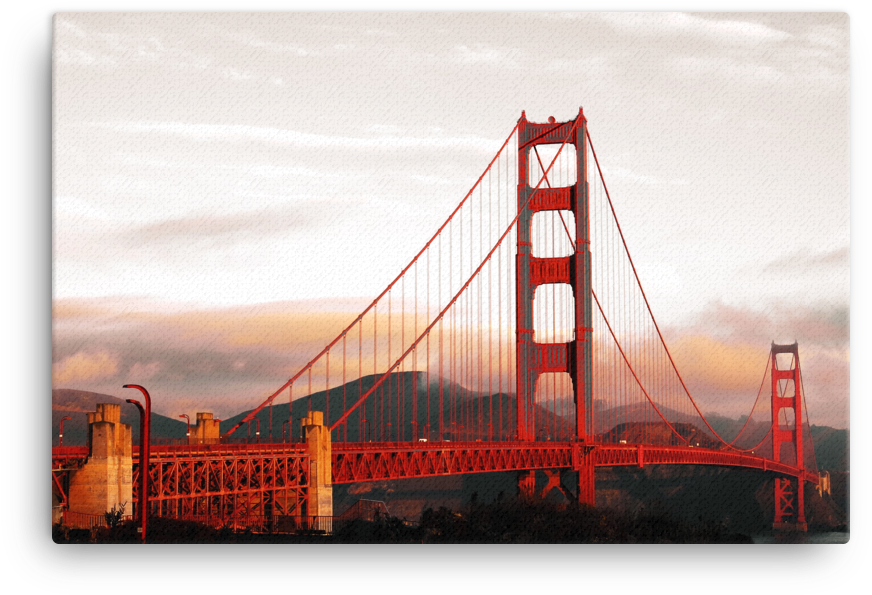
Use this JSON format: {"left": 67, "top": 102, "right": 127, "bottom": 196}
{"left": 52, "top": 389, "right": 188, "bottom": 446}
{"left": 53, "top": 377, "right": 848, "bottom": 473}
{"left": 221, "top": 372, "right": 523, "bottom": 442}
{"left": 53, "top": 381, "right": 849, "bottom": 531}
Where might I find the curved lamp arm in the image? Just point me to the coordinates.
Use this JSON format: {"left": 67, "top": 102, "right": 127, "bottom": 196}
{"left": 123, "top": 384, "right": 151, "bottom": 543}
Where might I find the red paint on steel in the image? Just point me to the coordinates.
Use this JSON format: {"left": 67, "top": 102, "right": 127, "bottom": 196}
{"left": 124, "top": 383, "right": 151, "bottom": 544}
{"left": 328, "top": 117, "right": 578, "bottom": 433}
{"left": 770, "top": 342, "right": 806, "bottom": 526}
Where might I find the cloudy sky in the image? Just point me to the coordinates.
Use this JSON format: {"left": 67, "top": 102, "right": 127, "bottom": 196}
{"left": 52, "top": 12, "right": 849, "bottom": 427}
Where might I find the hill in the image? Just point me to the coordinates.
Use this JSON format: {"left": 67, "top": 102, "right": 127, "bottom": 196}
{"left": 221, "top": 372, "right": 533, "bottom": 442}
{"left": 52, "top": 389, "right": 188, "bottom": 446}
{"left": 54, "top": 379, "right": 848, "bottom": 532}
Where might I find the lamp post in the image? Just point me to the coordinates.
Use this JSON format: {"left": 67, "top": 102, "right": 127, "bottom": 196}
{"left": 59, "top": 416, "right": 71, "bottom": 447}
{"left": 282, "top": 420, "right": 289, "bottom": 443}
{"left": 254, "top": 417, "right": 260, "bottom": 443}
{"left": 123, "top": 384, "right": 151, "bottom": 544}
{"left": 179, "top": 414, "right": 190, "bottom": 443}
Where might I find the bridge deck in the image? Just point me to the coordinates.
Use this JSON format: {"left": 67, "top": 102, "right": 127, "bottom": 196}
{"left": 330, "top": 441, "right": 818, "bottom": 484}
{"left": 53, "top": 441, "right": 817, "bottom": 485}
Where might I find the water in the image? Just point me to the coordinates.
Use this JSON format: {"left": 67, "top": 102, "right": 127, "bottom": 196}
{"left": 752, "top": 531, "right": 849, "bottom": 544}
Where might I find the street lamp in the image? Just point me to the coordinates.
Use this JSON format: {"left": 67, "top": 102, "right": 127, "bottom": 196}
{"left": 282, "top": 419, "right": 289, "bottom": 443}
{"left": 179, "top": 414, "right": 190, "bottom": 442}
{"left": 254, "top": 417, "right": 260, "bottom": 443}
{"left": 59, "top": 416, "right": 71, "bottom": 447}
{"left": 123, "top": 384, "right": 151, "bottom": 544}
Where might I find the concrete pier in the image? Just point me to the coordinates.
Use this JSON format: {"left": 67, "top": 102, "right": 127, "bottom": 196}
{"left": 302, "top": 411, "right": 332, "bottom": 517}
{"left": 67, "top": 404, "right": 133, "bottom": 515}
{"left": 190, "top": 412, "right": 220, "bottom": 445}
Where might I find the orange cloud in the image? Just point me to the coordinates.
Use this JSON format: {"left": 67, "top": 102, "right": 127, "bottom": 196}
{"left": 668, "top": 335, "right": 763, "bottom": 393}
{"left": 167, "top": 308, "right": 433, "bottom": 353}
{"left": 53, "top": 351, "right": 119, "bottom": 385}
{"left": 50, "top": 297, "right": 849, "bottom": 427}
{"left": 128, "top": 361, "right": 161, "bottom": 380}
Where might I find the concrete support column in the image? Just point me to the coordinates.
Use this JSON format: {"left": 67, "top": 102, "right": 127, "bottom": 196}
{"left": 518, "top": 470, "right": 536, "bottom": 502}
{"left": 302, "top": 411, "right": 333, "bottom": 517}
{"left": 577, "top": 461, "right": 595, "bottom": 507}
{"left": 67, "top": 404, "right": 133, "bottom": 515}
{"left": 190, "top": 412, "right": 220, "bottom": 445}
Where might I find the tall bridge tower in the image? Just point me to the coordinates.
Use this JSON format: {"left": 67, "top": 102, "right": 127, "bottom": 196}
{"left": 771, "top": 342, "right": 807, "bottom": 530}
{"left": 515, "top": 109, "right": 595, "bottom": 505}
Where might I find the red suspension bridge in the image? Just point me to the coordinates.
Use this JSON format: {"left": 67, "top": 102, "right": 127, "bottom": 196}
{"left": 53, "top": 109, "right": 821, "bottom": 532}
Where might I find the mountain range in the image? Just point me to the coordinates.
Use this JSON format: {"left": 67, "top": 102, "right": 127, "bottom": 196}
{"left": 53, "top": 377, "right": 848, "bottom": 474}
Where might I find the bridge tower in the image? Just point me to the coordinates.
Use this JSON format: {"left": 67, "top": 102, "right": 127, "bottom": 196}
{"left": 516, "top": 109, "right": 594, "bottom": 505}
{"left": 770, "top": 342, "right": 807, "bottom": 531}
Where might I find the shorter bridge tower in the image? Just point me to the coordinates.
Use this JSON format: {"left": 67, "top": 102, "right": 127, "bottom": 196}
{"left": 770, "top": 342, "right": 807, "bottom": 531}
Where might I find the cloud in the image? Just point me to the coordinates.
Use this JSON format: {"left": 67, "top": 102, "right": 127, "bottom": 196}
{"left": 601, "top": 166, "right": 689, "bottom": 186}
{"left": 56, "top": 17, "right": 88, "bottom": 39}
{"left": 761, "top": 246, "right": 849, "bottom": 273}
{"left": 679, "top": 301, "right": 849, "bottom": 350}
{"left": 88, "top": 121, "right": 502, "bottom": 152}
{"left": 54, "top": 16, "right": 211, "bottom": 71}
{"left": 670, "top": 56, "right": 784, "bottom": 83}
{"left": 451, "top": 44, "right": 519, "bottom": 66}
{"left": 51, "top": 297, "right": 395, "bottom": 416}
{"left": 51, "top": 294, "right": 849, "bottom": 427}
{"left": 123, "top": 204, "right": 321, "bottom": 246}
{"left": 669, "top": 335, "right": 764, "bottom": 393}
{"left": 226, "top": 31, "right": 312, "bottom": 56}
{"left": 364, "top": 29, "right": 398, "bottom": 38}
{"left": 597, "top": 13, "right": 791, "bottom": 45}
{"left": 53, "top": 351, "right": 119, "bottom": 384}
{"left": 221, "top": 67, "right": 253, "bottom": 81}
{"left": 55, "top": 47, "right": 118, "bottom": 67}
{"left": 544, "top": 56, "right": 609, "bottom": 75}
{"left": 806, "top": 23, "right": 847, "bottom": 50}
{"left": 128, "top": 361, "right": 162, "bottom": 381}
{"left": 655, "top": 301, "right": 849, "bottom": 427}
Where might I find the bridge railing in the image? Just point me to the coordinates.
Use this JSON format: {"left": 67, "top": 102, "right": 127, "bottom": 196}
{"left": 150, "top": 437, "right": 303, "bottom": 446}
{"left": 60, "top": 510, "right": 134, "bottom": 529}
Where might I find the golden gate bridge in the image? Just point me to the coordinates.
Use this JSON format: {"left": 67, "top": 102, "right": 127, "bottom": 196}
{"left": 52, "top": 109, "right": 821, "bottom": 535}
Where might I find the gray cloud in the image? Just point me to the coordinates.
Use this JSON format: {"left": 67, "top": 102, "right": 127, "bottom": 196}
{"left": 761, "top": 246, "right": 849, "bottom": 273}
{"left": 89, "top": 120, "right": 502, "bottom": 153}
{"left": 123, "top": 204, "right": 323, "bottom": 246}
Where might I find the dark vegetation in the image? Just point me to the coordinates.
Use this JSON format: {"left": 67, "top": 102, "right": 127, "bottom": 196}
{"left": 53, "top": 499, "right": 755, "bottom": 544}
{"left": 415, "top": 499, "right": 753, "bottom": 543}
